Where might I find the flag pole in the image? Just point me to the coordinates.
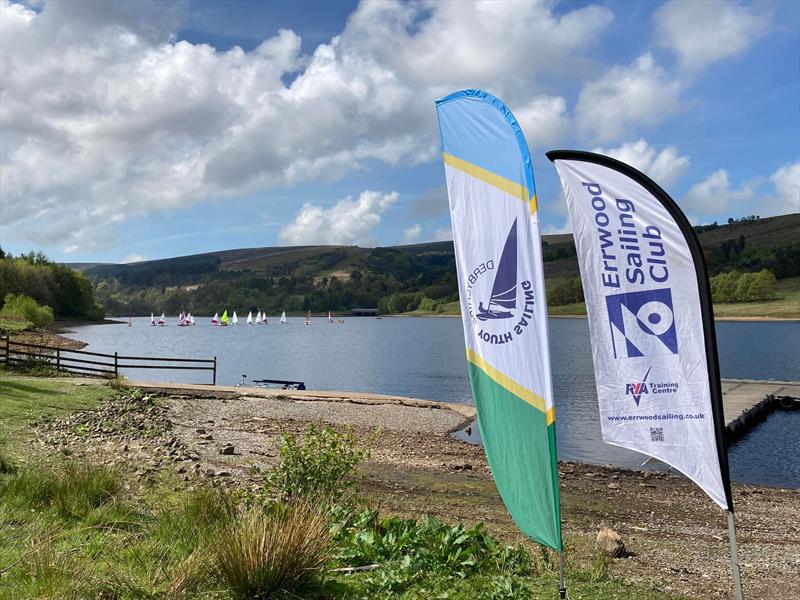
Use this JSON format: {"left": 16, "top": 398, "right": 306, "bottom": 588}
{"left": 558, "top": 551, "right": 566, "bottom": 599}
{"left": 727, "top": 510, "right": 744, "bottom": 600}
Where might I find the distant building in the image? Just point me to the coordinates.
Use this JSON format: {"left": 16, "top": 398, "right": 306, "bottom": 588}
{"left": 351, "top": 308, "right": 379, "bottom": 316}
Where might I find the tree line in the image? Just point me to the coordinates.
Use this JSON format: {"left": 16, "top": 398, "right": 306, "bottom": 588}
{"left": 0, "top": 249, "right": 105, "bottom": 326}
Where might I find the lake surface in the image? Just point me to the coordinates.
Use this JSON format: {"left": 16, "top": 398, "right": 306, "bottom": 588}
{"left": 65, "top": 317, "right": 800, "bottom": 487}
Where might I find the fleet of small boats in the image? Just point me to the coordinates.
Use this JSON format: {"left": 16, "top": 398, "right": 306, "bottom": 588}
{"left": 144, "top": 310, "right": 342, "bottom": 326}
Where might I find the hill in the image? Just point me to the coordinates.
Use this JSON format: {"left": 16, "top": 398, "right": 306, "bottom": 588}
{"left": 75, "top": 213, "right": 799, "bottom": 316}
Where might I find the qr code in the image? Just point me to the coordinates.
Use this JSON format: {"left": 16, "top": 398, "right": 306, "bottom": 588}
{"left": 650, "top": 427, "right": 664, "bottom": 442}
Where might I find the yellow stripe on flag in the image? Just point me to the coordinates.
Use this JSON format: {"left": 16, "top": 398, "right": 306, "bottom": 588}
{"left": 466, "top": 348, "right": 553, "bottom": 425}
{"left": 443, "top": 153, "right": 537, "bottom": 215}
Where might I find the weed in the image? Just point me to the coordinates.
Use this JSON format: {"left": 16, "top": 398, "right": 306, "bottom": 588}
{"left": 262, "top": 424, "right": 368, "bottom": 503}
{"left": 213, "top": 502, "right": 332, "bottom": 599}
{"left": 0, "top": 449, "right": 16, "bottom": 474}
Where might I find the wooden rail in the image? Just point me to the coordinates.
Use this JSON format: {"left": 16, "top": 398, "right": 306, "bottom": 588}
{"left": 0, "top": 336, "right": 217, "bottom": 384}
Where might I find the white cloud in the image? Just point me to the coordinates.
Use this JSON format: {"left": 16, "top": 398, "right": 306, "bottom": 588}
{"left": 433, "top": 227, "right": 453, "bottom": 242}
{"left": 123, "top": 253, "right": 146, "bottom": 264}
{"left": 763, "top": 162, "right": 800, "bottom": 216}
{"left": 515, "top": 96, "right": 571, "bottom": 146}
{"left": 0, "top": 0, "right": 613, "bottom": 252}
{"left": 681, "top": 169, "right": 754, "bottom": 215}
{"left": 403, "top": 223, "right": 422, "bottom": 244}
{"left": 575, "top": 53, "right": 682, "bottom": 143}
{"left": 278, "top": 190, "right": 398, "bottom": 246}
{"left": 654, "top": 0, "right": 771, "bottom": 71}
{"left": 593, "top": 139, "right": 690, "bottom": 188}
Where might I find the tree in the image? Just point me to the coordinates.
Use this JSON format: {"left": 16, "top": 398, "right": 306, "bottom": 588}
{"left": 743, "top": 269, "right": 777, "bottom": 302}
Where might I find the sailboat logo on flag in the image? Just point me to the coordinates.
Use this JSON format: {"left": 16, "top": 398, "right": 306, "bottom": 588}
{"left": 472, "top": 219, "right": 518, "bottom": 322}
{"left": 606, "top": 288, "right": 678, "bottom": 358}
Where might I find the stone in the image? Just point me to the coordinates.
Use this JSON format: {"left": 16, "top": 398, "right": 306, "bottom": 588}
{"left": 220, "top": 444, "right": 236, "bottom": 455}
{"left": 195, "top": 428, "right": 206, "bottom": 434}
{"left": 596, "top": 526, "right": 626, "bottom": 558}
{"left": 608, "top": 482, "right": 620, "bottom": 490}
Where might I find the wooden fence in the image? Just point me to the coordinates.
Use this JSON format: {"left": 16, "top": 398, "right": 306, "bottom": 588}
{"left": 0, "top": 336, "right": 217, "bottom": 385}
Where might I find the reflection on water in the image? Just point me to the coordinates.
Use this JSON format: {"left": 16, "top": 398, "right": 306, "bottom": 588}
{"left": 65, "top": 317, "right": 800, "bottom": 487}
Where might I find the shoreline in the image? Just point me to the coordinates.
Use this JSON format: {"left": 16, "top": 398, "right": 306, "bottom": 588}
{"left": 20, "top": 376, "right": 800, "bottom": 599}
{"left": 396, "top": 312, "right": 800, "bottom": 322}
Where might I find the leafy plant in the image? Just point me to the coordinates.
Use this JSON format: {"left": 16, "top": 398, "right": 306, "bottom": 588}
{"left": 262, "top": 424, "right": 368, "bottom": 502}
{"left": 330, "top": 507, "right": 532, "bottom": 594}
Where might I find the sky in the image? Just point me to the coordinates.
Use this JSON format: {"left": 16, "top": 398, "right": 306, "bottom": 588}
{"left": 0, "top": 0, "right": 798, "bottom": 264}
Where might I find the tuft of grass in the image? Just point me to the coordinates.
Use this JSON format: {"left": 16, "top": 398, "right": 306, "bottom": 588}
{"left": 0, "top": 462, "right": 119, "bottom": 520}
{"left": 53, "top": 464, "right": 119, "bottom": 519}
{"left": 0, "top": 449, "right": 16, "bottom": 474}
{"left": 213, "top": 502, "right": 332, "bottom": 599}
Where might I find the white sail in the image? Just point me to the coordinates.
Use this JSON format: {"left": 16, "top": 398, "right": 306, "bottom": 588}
{"left": 211, "top": 312, "right": 219, "bottom": 325}
{"left": 255, "top": 310, "right": 262, "bottom": 324}
{"left": 280, "top": 311, "right": 287, "bottom": 324}
{"left": 158, "top": 312, "right": 166, "bottom": 325}
{"left": 247, "top": 311, "right": 253, "bottom": 325}
{"left": 190, "top": 314, "right": 195, "bottom": 325}
{"left": 150, "top": 313, "right": 155, "bottom": 326}
{"left": 232, "top": 311, "right": 239, "bottom": 325}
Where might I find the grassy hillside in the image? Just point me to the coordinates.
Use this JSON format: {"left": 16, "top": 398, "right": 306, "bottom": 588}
{"left": 73, "top": 213, "right": 799, "bottom": 317}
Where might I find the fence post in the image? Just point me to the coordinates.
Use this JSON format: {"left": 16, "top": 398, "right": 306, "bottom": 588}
{"left": 213, "top": 356, "right": 217, "bottom": 386}
{"left": 56, "top": 348, "right": 61, "bottom": 373}
{"left": 114, "top": 351, "right": 119, "bottom": 379}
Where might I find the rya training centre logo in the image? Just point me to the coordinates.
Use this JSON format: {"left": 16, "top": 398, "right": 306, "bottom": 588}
{"left": 624, "top": 365, "right": 679, "bottom": 406}
{"left": 606, "top": 288, "right": 678, "bottom": 359}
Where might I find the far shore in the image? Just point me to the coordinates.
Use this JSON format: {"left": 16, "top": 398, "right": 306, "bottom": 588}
{"left": 395, "top": 311, "right": 800, "bottom": 322}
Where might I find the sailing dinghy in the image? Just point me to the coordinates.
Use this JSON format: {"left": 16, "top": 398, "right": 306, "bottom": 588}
{"left": 476, "top": 220, "right": 518, "bottom": 321}
{"left": 220, "top": 310, "right": 229, "bottom": 326}
{"left": 247, "top": 311, "right": 253, "bottom": 325}
{"left": 211, "top": 312, "right": 219, "bottom": 325}
{"left": 232, "top": 311, "right": 239, "bottom": 325}
{"left": 150, "top": 313, "right": 156, "bottom": 326}
{"left": 255, "top": 310, "right": 262, "bottom": 325}
{"left": 280, "top": 311, "right": 287, "bottom": 324}
{"left": 158, "top": 313, "right": 166, "bottom": 326}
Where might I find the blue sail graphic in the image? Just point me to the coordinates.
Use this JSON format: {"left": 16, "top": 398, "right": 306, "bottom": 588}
{"left": 477, "top": 219, "right": 517, "bottom": 321}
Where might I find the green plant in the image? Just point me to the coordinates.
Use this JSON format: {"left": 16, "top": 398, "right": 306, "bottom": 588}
{"left": 0, "top": 293, "right": 54, "bottom": 328}
{"left": 213, "top": 502, "right": 332, "bottom": 599}
{"left": 0, "top": 449, "right": 16, "bottom": 474}
{"left": 263, "top": 424, "right": 368, "bottom": 502}
{"left": 331, "top": 507, "right": 532, "bottom": 594}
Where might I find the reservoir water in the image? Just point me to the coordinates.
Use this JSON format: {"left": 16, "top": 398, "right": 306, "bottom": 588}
{"left": 65, "top": 317, "right": 800, "bottom": 488}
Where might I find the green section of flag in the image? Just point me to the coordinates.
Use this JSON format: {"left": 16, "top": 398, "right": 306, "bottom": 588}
{"left": 468, "top": 362, "right": 562, "bottom": 551}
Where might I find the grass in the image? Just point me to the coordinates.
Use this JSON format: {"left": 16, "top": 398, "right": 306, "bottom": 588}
{"left": 214, "top": 503, "right": 332, "bottom": 599}
{"left": 0, "top": 372, "right": 112, "bottom": 444}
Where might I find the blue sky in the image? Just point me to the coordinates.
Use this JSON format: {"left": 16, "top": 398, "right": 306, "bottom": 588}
{"left": 1, "top": 0, "right": 798, "bottom": 264}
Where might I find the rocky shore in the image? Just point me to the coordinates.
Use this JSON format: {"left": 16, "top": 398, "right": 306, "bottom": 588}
{"left": 30, "top": 386, "right": 800, "bottom": 600}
